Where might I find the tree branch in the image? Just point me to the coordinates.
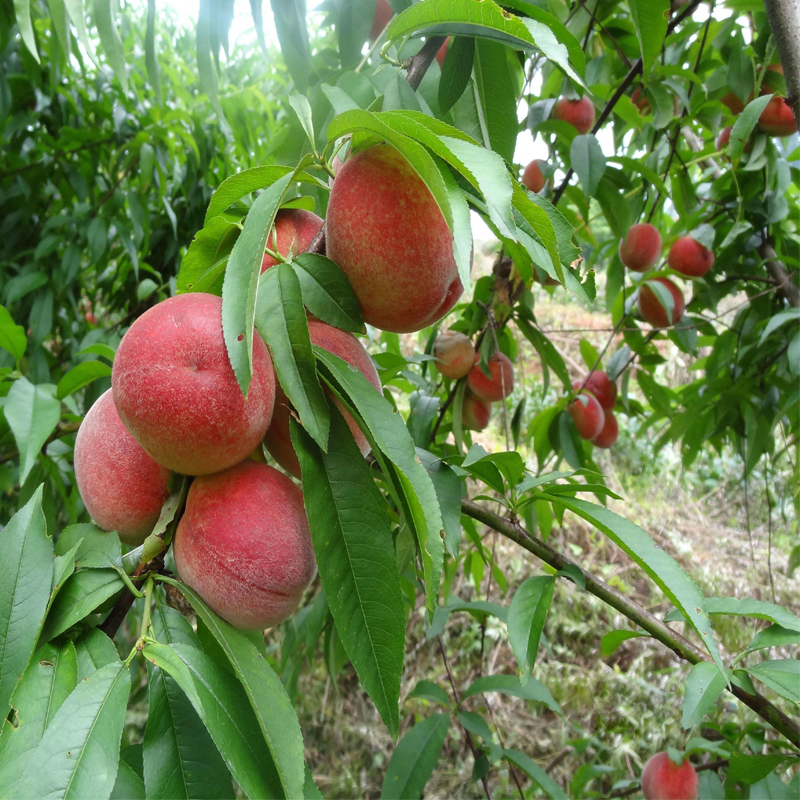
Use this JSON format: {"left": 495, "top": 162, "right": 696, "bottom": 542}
{"left": 763, "top": 0, "right": 800, "bottom": 133}
{"left": 460, "top": 498, "right": 800, "bottom": 748}
{"left": 405, "top": 36, "right": 447, "bottom": 91}
{"left": 759, "top": 242, "right": 800, "bottom": 307}
{"left": 0, "top": 421, "right": 80, "bottom": 465}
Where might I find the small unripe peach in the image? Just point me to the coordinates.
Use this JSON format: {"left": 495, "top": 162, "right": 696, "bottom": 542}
{"left": 591, "top": 410, "right": 618, "bottom": 448}
{"left": 568, "top": 393, "right": 605, "bottom": 440}
{"left": 264, "top": 320, "right": 380, "bottom": 478}
{"left": 74, "top": 390, "right": 171, "bottom": 545}
{"left": 641, "top": 752, "right": 698, "bottom": 800}
{"left": 261, "top": 209, "right": 323, "bottom": 271}
{"left": 112, "top": 293, "right": 275, "bottom": 476}
{"left": 467, "top": 352, "right": 514, "bottom": 402}
{"left": 462, "top": 392, "right": 492, "bottom": 431}
{"left": 521, "top": 160, "right": 545, "bottom": 193}
{"left": 174, "top": 461, "right": 316, "bottom": 630}
{"left": 573, "top": 371, "right": 616, "bottom": 412}
{"left": 552, "top": 97, "right": 595, "bottom": 134}
{"left": 631, "top": 86, "right": 650, "bottom": 114}
{"left": 638, "top": 278, "right": 685, "bottom": 328}
{"left": 668, "top": 236, "right": 714, "bottom": 277}
{"left": 433, "top": 331, "right": 475, "bottom": 380}
{"left": 619, "top": 223, "right": 662, "bottom": 272}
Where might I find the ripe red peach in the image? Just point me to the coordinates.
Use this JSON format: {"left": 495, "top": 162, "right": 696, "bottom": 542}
{"left": 619, "top": 223, "right": 662, "bottom": 272}
{"left": 568, "top": 393, "right": 605, "bottom": 440}
{"left": 641, "top": 752, "right": 698, "bottom": 800}
{"left": 433, "top": 331, "right": 475, "bottom": 380}
{"left": 591, "top": 410, "right": 618, "bottom": 448}
{"left": 174, "top": 461, "right": 316, "bottom": 630}
{"left": 668, "top": 236, "right": 714, "bottom": 277}
{"left": 261, "top": 209, "right": 323, "bottom": 271}
{"left": 521, "top": 159, "right": 545, "bottom": 193}
{"left": 758, "top": 95, "right": 797, "bottom": 136}
{"left": 638, "top": 278, "right": 686, "bottom": 328}
{"left": 370, "top": 0, "right": 393, "bottom": 40}
{"left": 462, "top": 392, "right": 492, "bottom": 431}
{"left": 74, "top": 390, "right": 171, "bottom": 546}
{"left": 326, "top": 144, "right": 465, "bottom": 333}
{"left": 264, "top": 320, "right": 380, "bottom": 478}
{"left": 112, "top": 293, "right": 275, "bottom": 476}
{"left": 552, "top": 97, "right": 595, "bottom": 134}
{"left": 573, "top": 371, "right": 616, "bottom": 412}
{"left": 721, "top": 91, "right": 746, "bottom": 114}
{"left": 435, "top": 38, "right": 449, "bottom": 67}
{"left": 467, "top": 352, "right": 514, "bottom": 402}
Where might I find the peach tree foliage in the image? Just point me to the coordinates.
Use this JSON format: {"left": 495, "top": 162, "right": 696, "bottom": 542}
{"left": 0, "top": 1, "right": 799, "bottom": 799}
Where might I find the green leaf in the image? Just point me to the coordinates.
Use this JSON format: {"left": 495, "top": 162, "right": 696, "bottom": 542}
{"left": 13, "top": 0, "right": 40, "bottom": 63}
{"left": 270, "top": 0, "right": 312, "bottom": 92}
{"left": 741, "top": 625, "right": 800, "bottom": 658}
{"left": 502, "top": 749, "right": 568, "bottom": 799}
{"left": 160, "top": 579, "right": 305, "bottom": 800}
{"left": 745, "top": 660, "right": 800, "bottom": 705}
{"left": 255, "top": 264, "right": 330, "bottom": 449}
{"left": 729, "top": 94, "right": 773, "bottom": 160}
{"left": 197, "top": 0, "right": 229, "bottom": 129}
{"left": 222, "top": 171, "right": 295, "bottom": 395}
{"left": 408, "top": 680, "right": 450, "bottom": 706}
{"left": 570, "top": 135, "right": 606, "bottom": 198}
{"left": 289, "top": 93, "right": 316, "bottom": 153}
{"left": 664, "top": 597, "right": 800, "bottom": 632}
{"left": 74, "top": 629, "right": 119, "bottom": 681}
{"left": 0, "top": 486, "right": 53, "bottom": 714}
{"left": 0, "top": 305, "right": 26, "bottom": 363}
{"left": 439, "top": 37, "right": 474, "bottom": 114}
{"left": 290, "top": 254, "right": 364, "bottom": 333}
{"left": 758, "top": 308, "right": 800, "bottom": 345}
{"left": 64, "top": 0, "right": 93, "bottom": 60}
{"left": 314, "top": 348, "right": 444, "bottom": 618}
{"left": 40, "top": 569, "right": 124, "bottom": 643}
{"left": 0, "top": 641, "right": 78, "bottom": 796}
{"left": 144, "top": 0, "right": 161, "bottom": 104}
{"left": 726, "top": 754, "right": 789, "bottom": 786}
{"left": 600, "top": 630, "right": 647, "bottom": 657}
{"left": 682, "top": 661, "right": 727, "bottom": 728}
{"left": 292, "top": 409, "right": 405, "bottom": 737}
{"left": 461, "top": 674, "right": 562, "bottom": 716}
{"left": 416, "top": 450, "right": 462, "bottom": 557}
{"left": 4, "top": 378, "right": 61, "bottom": 484}
{"left": 629, "top": 0, "right": 669, "bottom": 76}
{"left": 511, "top": 186, "right": 563, "bottom": 284}
{"left": 111, "top": 760, "right": 145, "bottom": 800}
{"left": 542, "top": 496, "right": 726, "bottom": 677}
{"left": 57, "top": 360, "right": 112, "bottom": 400}
{"left": 507, "top": 576, "right": 555, "bottom": 685}
{"left": 142, "top": 642, "right": 284, "bottom": 799}
{"left": 92, "top": 0, "right": 127, "bottom": 91}
{"left": 438, "top": 161, "right": 473, "bottom": 293}
{"left": 472, "top": 39, "right": 519, "bottom": 163}
{"left": 14, "top": 661, "right": 130, "bottom": 800}
{"left": 381, "top": 714, "right": 449, "bottom": 800}
{"left": 177, "top": 216, "right": 239, "bottom": 295}
{"left": 56, "top": 523, "right": 121, "bottom": 569}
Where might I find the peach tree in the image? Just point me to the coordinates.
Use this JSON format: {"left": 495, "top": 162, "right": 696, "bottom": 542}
{"left": 0, "top": 0, "right": 798, "bottom": 798}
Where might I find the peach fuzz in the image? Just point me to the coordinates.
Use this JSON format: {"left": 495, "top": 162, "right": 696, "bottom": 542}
{"left": 467, "top": 352, "right": 514, "bottom": 402}
{"left": 326, "top": 144, "right": 465, "bottom": 333}
{"left": 619, "top": 223, "right": 662, "bottom": 272}
{"left": 261, "top": 208, "right": 323, "bottom": 271}
{"left": 552, "top": 97, "right": 595, "bottom": 134}
{"left": 591, "top": 410, "right": 618, "bottom": 448}
{"left": 265, "top": 320, "right": 380, "bottom": 478}
{"left": 641, "top": 752, "right": 698, "bottom": 800}
{"left": 174, "top": 460, "right": 316, "bottom": 630}
{"left": 112, "top": 293, "right": 275, "bottom": 476}
{"left": 74, "top": 390, "right": 171, "bottom": 546}
{"left": 573, "top": 371, "right": 616, "bottom": 412}
{"left": 668, "top": 236, "right": 714, "bottom": 277}
{"left": 638, "top": 278, "right": 685, "bottom": 329}
{"left": 568, "top": 393, "right": 605, "bottom": 440}
{"left": 521, "top": 159, "right": 545, "bottom": 193}
{"left": 433, "top": 331, "right": 475, "bottom": 380}
{"left": 462, "top": 392, "right": 491, "bottom": 431}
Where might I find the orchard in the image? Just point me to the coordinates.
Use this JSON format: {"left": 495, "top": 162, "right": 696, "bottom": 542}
{"left": 0, "top": 0, "right": 799, "bottom": 798}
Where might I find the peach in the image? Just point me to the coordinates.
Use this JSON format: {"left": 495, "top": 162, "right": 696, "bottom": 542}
{"left": 638, "top": 278, "right": 685, "bottom": 328}
{"left": 435, "top": 38, "right": 449, "bottom": 67}
{"left": 758, "top": 95, "right": 797, "bottom": 136}
{"left": 716, "top": 126, "right": 732, "bottom": 149}
{"left": 326, "top": 144, "right": 465, "bottom": 333}
{"left": 568, "top": 393, "right": 605, "bottom": 440}
{"left": 591, "top": 410, "right": 618, "bottom": 448}
{"left": 668, "top": 236, "right": 714, "bottom": 277}
{"left": 641, "top": 752, "right": 698, "bottom": 800}
{"left": 174, "top": 461, "right": 316, "bottom": 630}
{"left": 631, "top": 86, "right": 650, "bottom": 114}
{"left": 552, "top": 97, "right": 595, "bottom": 134}
{"left": 462, "top": 392, "right": 491, "bottom": 431}
{"left": 521, "top": 159, "right": 545, "bottom": 193}
{"left": 112, "top": 293, "right": 275, "bottom": 475}
{"left": 74, "top": 390, "right": 171, "bottom": 546}
{"left": 433, "top": 331, "right": 475, "bottom": 380}
{"left": 370, "top": 0, "right": 393, "bottom": 40}
{"left": 721, "top": 91, "right": 746, "bottom": 114}
{"left": 619, "top": 223, "right": 662, "bottom": 272}
{"left": 264, "top": 319, "right": 380, "bottom": 478}
{"left": 261, "top": 209, "right": 323, "bottom": 271}
{"left": 467, "top": 352, "right": 514, "bottom": 402}
{"left": 573, "top": 371, "right": 616, "bottom": 412}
